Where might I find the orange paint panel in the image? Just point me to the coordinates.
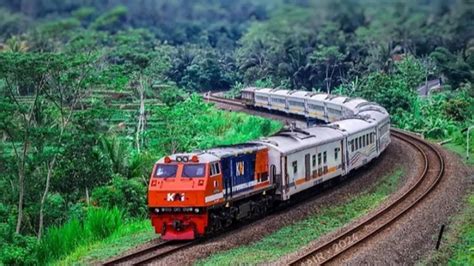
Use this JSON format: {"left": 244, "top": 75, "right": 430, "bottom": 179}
{"left": 295, "top": 178, "right": 306, "bottom": 185}
{"left": 254, "top": 149, "right": 269, "bottom": 175}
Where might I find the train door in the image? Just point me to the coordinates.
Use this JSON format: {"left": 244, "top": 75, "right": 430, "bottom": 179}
{"left": 376, "top": 128, "right": 380, "bottom": 154}
{"left": 340, "top": 140, "right": 345, "bottom": 171}
{"left": 322, "top": 150, "right": 328, "bottom": 174}
{"left": 304, "top": 154, "right": 311, "bottom": 181}
{"left": 284, "top": 156, "right": 289, "bottom": 192}
{"left": 323, "top": 103, "right": 329, "bottom": 122}
{"left": 270, "top": 164, "right": 276, "bottom": 184}
{"left": 304, "top": 99, "right": 309, "bottom": 115}
{"left": 221, "top": 157, "right": 233, "bottom": 199}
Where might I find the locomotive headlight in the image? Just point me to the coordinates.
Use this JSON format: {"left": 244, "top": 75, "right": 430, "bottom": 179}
{"left": 194, "top": 208, "right": 200, "bottom": 214}
{"left": 154, "top": 208, "right": 160, "bottom": 213}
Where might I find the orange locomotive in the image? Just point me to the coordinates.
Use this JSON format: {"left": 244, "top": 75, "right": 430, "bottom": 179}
{"left": 148, "top": 144, "right": 274, "bottom": 240}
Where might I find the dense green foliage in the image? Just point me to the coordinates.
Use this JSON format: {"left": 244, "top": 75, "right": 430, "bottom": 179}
{"left": 0, "top": 0, "right": 472, "bottom": 264}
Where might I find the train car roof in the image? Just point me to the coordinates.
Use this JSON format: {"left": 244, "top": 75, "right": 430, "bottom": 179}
{"left": 254, "top": 126, "right": 344, "bottom": 154}
{"left": 206, "top": 143, "right": 267, "bottom": 158}
{"left": 330, "top": 118, "right": 375, "bottom": 135}
{"left": 254, "top": 88, "right": 273, "bottom": 94}
{"left": 358, "top": 108, "right": 390, "bottom": 123}
{"left": 241, "top": 87, "right": 257, "bottom": 92}
{"left": 156, "top": 143, "right": 267, "bottom": 164}
{"left": 156, "top": 153, "right": 220, "bottom": 164}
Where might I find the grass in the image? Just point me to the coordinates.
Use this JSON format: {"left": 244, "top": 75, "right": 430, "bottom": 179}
{"left": 38, "top": 207, "right": 123, "bottom": 264}
{"left": 53, "top": 219, "right": 155, "bottom": 265}
{"left": 419, "top": 143, "right": 474, "bottom": 265}
{"left": 443, "top": 142, "right": 474, "bottom": 165}
{"left": 197, "top": 168, "right": 404, "bottom": 265}
{"left": 447, "top": 195, "right": 474, "bottom": 265}
{"left": 38, "top": 207, "right": 156, "bottom": 265}
{"left": 421, "top": 194, "right": 474, "bottom": 266}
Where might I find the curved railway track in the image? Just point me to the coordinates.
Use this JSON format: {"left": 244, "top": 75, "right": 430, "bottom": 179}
{"left": 288, "top": 129, "right": 445, "bottom": 265}
{"left": 103, "top": 94, "right": 446, "bottom": 265}
{"left": 204, "top": 92, "right": 245, "bottom": 107}
{"left": 206, "top": 93, "right": 447, "bottom": 265}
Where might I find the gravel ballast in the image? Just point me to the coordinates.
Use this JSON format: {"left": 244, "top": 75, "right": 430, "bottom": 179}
{"left": 156, "top": 137, "right": 417, "bottom": 265}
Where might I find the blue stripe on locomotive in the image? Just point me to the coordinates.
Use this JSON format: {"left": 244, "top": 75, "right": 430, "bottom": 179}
{"left": 220, "top": 153, "right": 256, "bottom": 198}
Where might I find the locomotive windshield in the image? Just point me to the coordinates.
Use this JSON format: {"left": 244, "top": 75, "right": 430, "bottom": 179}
{"left": 182, "top": 164, "right": 206, "bottom": 178}
{"left": 155, "top": 164, "right": 177, "bottom": 178}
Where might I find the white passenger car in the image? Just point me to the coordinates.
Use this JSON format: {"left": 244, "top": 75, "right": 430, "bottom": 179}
{"left": 247, "top": 87, "right": 390, "bottom": 200}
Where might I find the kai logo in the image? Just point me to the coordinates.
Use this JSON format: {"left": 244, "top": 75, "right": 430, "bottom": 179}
{"left": 236, "top": 161, "right": 245, "bottom": 176}
{"left": 167, "top": 193, "right": 185, "bottom": 202}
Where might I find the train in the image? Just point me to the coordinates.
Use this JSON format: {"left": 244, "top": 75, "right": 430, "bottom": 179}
{"left": 148, "top": 87, "right": 391, "bottom": 240}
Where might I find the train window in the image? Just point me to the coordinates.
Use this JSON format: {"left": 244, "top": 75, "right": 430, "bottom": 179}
{"left": 211, "top": 164, "right": 216, "bottom": 176}
{"left": 312, "top": 154, "right": 316, "bottom": 167}
{"left": 329, "top": 108, "right": 342, "bottom": 115}
{"left": 323, "top": 151, "right": 327, "bottom": 164}
{"left": 155, "top": 164, "right": 178, "bottom": 178}
{"left": 351, "top": 140, "right": 354, "bottom": 152}
{"left": 272, "top": 98, "right": 285, "bottom": 104}
{"left": 289, "top": 101, "right": 304, "bottom": 107}
{"left": 355, "top": 138, "right": 359, "bottom": 150}
{"left": 182, "top": 164, "right": 206, "bottom": 178}
{"left": 292, "top": 161, "right": 298, "bottom": 174}
{"left": 359, "top": 137, "right": 362, "bottom": 148}
{"left": 363, "top": 135, "right": 366, "bottom": 147}
{"left": 318, "top": 153, "right": 322, "bottom": 165}
{"left": 334, "top": 148, "right": 339, "bottom": 160}
{"left": 308, "top": 104, "right": 324, "bottom": 111}
{"left": 371, "top": 133, "right": 374, "bottom": 144}
{"left": 210, "top": 162, "right": 220, "bottom": 176}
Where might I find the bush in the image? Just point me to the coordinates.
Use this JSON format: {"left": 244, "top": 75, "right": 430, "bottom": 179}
{"left": 0, "top": 234, "right": 39, "bottom": 265}
{"left": 84, "top": 207, "right": 123, "bottom": 240}
{"left": 37, "top": 207, "right": 124, "bottom": 264}
{"left": 92, "top": 176, "right": 147, "bottom": 218}
{"left": 38, "top": 219, "right": 83, "bottom": 263}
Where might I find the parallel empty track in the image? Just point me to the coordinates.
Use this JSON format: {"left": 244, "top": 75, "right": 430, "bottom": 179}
{"left": 289, "top": 129, "right": 445, "bottom": 265}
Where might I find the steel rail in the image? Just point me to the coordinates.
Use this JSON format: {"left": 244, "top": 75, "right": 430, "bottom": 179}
{"left": 102, "top": 240, "right": 197, "bottom": 265}
{"left": 288, "top": 129, "right": 445, "bottom": 265}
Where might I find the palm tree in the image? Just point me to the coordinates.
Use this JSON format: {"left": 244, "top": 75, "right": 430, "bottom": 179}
{"left": 0, "top": 36, "right": 29, "bottom": 53}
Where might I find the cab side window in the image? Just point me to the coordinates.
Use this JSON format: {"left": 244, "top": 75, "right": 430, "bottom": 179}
{"left": 210, "top": 162, "right": 221, "bottom": 176}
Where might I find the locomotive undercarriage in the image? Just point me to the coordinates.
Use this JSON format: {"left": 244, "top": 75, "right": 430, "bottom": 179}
{"left": 206, "top": 191, "right": 275, "bottom": 235}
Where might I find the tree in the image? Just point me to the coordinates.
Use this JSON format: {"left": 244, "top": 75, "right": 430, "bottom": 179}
{"left": 0, "top": 36, "right": 29, "bottom": 52}
{"left": 310, "top": 45, "right": 346, "bottom": 93}
{"left": 0, "top": 52, "right": 50, "bottom": 234}
{"left": 37, "top": 52, "right": 102, "bottom": 239}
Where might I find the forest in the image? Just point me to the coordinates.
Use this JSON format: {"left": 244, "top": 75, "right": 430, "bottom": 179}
{"left": 0, "top": 0, "right": 473, "bottom": 264}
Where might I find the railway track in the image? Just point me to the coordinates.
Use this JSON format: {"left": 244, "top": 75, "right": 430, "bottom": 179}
{"left": 288, "top": 129, "right": 445, "bottom": 265}
{"left": 102, "top": 240, "right": 198, "bottom": 265}
{"left": 206, "top": 94, "right": 447, "bottom": 265}
{"left": 103, "top": 94, "right": 446, "bottom": 265}
{"left": 204, "top": 92, "right": 309, "bottom": 127}
{"left": 204, "top": 92, "right": 245, "bottom": 107}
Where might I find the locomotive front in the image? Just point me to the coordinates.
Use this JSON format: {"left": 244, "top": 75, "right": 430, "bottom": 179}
{"left": 148, "top": 153, "right": 223, "bottom": 240}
